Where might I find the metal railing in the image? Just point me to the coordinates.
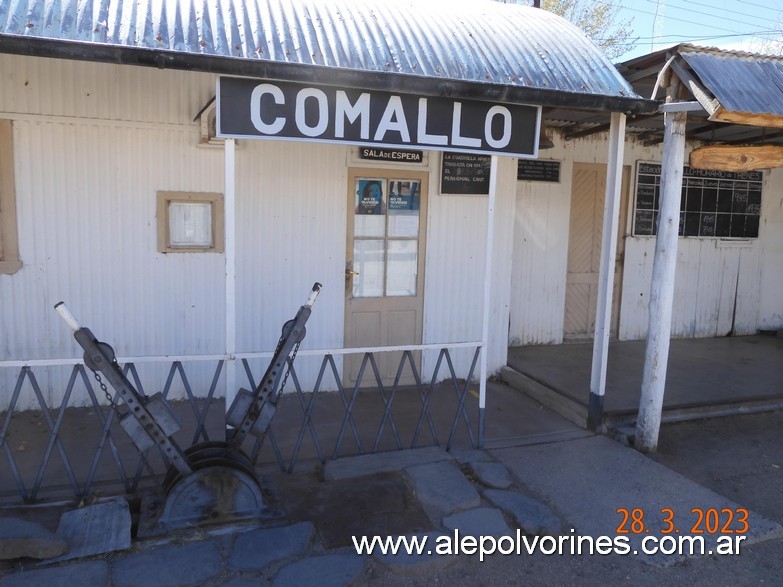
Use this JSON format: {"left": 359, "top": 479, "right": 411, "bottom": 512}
{"left": 0, "top": 344, "right": 481, "bottom": 505}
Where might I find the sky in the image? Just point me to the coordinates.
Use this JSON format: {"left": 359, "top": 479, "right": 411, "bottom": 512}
{"left": 613, "top": 0, "right": 783, "bottom": 61}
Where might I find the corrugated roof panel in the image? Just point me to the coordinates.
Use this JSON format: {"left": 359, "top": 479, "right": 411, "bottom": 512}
{"left": 0, "top": 0, "right": 640, "bottom": 102}
{"left": 680, "top": 47, "right": 783, "bottom": 117}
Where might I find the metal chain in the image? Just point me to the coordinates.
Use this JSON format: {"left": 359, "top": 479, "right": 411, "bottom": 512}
{"left": 91, "top": 369, "right": 120, "bottom": 412}
{"left": 90, "top": 362, "right": 160, "bottom": 483}
{"left": 272, "top": 328, "right": 286, "bottom": 356}
{"left": 278, "top": 340, "right": 302, "bottom": 396}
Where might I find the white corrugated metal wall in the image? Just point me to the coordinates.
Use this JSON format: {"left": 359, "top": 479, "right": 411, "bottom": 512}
{"left": 423, "top": 154, "right": 516, "bottom": 377}
{"left": 509, "top": 130, "right": 782, "bottom": 346}
{"left": 759, "top": 177, "right": 783, "bottom": 330}
{"left": 0, "top": 54, "right": 228, "bottom": 408}
{"left": 0, "top": 54, "right": 516, "bottom": 409}
{"left": 233, "top": 139, "right": 348, "bottom": 391}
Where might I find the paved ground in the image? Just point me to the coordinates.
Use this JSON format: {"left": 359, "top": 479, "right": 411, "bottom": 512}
{"left": 1, "top": 408, "right": 782, "bottom": 585}
{"left": 505, "top": 335, "right": 783, "bottom": 425}
{"left": 357, "top": 411, "right": 783, "bottom": 586}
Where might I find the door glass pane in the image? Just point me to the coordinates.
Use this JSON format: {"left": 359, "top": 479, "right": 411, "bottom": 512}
{"left": 386, "top": 240, "right": 418, "bottom": 296}
{"left": 354, "top": 178, "right": 386, "bottom": 238}
{"left": 353, "top": 239, "right": 385, "bottom": 297}
{"left": 388, "top": 179, "right": 420, "bottom": 238}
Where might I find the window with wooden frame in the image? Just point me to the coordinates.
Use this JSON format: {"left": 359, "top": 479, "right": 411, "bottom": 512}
{"left": 0, "top": 120, "right": 21, "bottom": 274}
{"left": 157, "top": 191, "right": 224, "bottom": 253}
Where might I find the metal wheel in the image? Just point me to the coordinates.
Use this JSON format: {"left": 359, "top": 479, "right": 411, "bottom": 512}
{"left": 158, "top": 463, "right": 268, "bottom": 531}
{"left": 280, "top": 319, "right": 306, "bottom": 343}
{"left": 162, "top": 440, "right": 256, "bottom": 495}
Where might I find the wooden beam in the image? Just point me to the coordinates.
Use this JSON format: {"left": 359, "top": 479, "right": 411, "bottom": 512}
{"left": 565, "top": 123, "right": 611, "bottom": 141}
{"left": 565, "top": 113, "right": 659, "bottom": 141}
{"left": 686, "top": 121, "right": 720, "bottom": 139}
{"left": 670, "top": 59, "right": 720, "bottom": 116}
{"left": 727, "top": 130, "right": 783, "bottom": 145}
{"left": 686, "top": 121, "right": 783, "bottom": 145}
{"left": 659, "top": 101, "right": 705, "bottom": 113}
{"left": 622, "top": 64, "right": 665, "bottom": 83}
{"left": 634, "top": 130, "right": 662, "bottom": 143}
{"left": 690, "top": 144, "right": 783, "bottom": 171}
{"left": 711, "top": 107, "right": 783, "bottom": 129}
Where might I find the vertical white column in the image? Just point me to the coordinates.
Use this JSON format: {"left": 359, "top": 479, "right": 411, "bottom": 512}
{"left": 225, "top": 138, "right": 237, "bottom": 408}
{"left": 588, "top": 112, "right": 626, "bottom": 431}
{"left": 636, "top": 101, "right": 687, "bottom": 452}
{"left": 479, "top": 155, "right": 499, "bottom": 447}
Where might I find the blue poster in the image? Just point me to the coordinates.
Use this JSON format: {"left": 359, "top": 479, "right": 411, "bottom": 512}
{"left": 388, "top": 180, "right": 420, "bottom": 212}
{"left": 356, "top": 179, "right": 386, "bottom": 215}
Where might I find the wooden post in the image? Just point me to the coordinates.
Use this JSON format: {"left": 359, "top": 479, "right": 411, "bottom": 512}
{"left": 635, "top": 82, "right": 687, "bottom": 453}
{"left": 588, "top": 112, "right": 626, "bottom": 431}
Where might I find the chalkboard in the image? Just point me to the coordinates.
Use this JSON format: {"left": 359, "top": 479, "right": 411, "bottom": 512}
{"left": 440, "top": 152, "right": 491, "bottom": 194}
{"left": 633, "top": 162, "right": 763, "bottom": 238}
{"left": 517, "top": 160, "right": 561, "bottom": 182}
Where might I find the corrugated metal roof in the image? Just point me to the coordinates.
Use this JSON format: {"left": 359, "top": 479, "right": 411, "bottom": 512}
{"left": 679, "top": 45, "right": 783, "bottom": 118}
{"left": 552, "top": 43, "right": 783, "bottom": 145}
{"left": 0, "top": 0, "right": 649, "bottom": 111}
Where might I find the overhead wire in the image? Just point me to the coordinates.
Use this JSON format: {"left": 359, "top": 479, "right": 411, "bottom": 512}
{"left": 593, "top": 1, "right": 782, "bottom": 52}
{"left": 736, "top": 0, "right": 783, "bottom": 14}
{"left": 622, "top": 4, "right": 765, "bottom": 36}
{"left": 641, "top": 0, "right": 781, "bottom": 29}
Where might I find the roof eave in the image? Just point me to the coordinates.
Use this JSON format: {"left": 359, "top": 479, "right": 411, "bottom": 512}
{"left": 0, "top": 34, "right": 658, "bottom": 116}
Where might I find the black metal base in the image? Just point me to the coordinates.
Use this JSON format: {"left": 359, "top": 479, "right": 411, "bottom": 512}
{"left": 587, "top": 392, "right": 605, "bottom": 433}
{"left": 137, "top": 441, "right": 282, "bottom": 538}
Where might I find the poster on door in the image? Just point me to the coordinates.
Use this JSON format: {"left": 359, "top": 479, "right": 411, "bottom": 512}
{"left": 388, "top": 179, "right": 420, "bottom": 238}
{"left": 388, "top": 180, "right": 420, "bottom": 211}
{"left": 355, "top": 179, "right": 387, "bottom": 215}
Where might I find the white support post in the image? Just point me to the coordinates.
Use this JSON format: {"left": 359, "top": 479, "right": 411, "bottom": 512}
{"left": 478, "top": 155, "right": 499, "bottom": 448}
{"left": 636, "top": 93, "right": 687, "bottom": 453}
{"left": 588, "top": 112, "right": 626, "bottom": 431}
{"left": 225, "top": 138, "right": 237, "bottom": 409}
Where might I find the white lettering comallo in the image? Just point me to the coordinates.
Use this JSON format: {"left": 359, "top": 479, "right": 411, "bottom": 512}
{"left": 295, "top": 88, "right": 329, "bottom": 137}
{"left": 250, "top": 84, "right": 285, "bottom": 134}
{"left": 245, "top": 82, "right": 528, "bottom": 152}
{"left": 417, "top": 98, "right": 448, "bottom": 145}
{"left": 485, "top": 105, "right": 512, "bottom": 149}
{"left": 336, "top": 91, "right": 371, "bottom": 139}
{"left": 374, "top": 96, "right": 410, "bottom": 142}
{"left": 451, "top": 102, "right": 481, "bottom": 148}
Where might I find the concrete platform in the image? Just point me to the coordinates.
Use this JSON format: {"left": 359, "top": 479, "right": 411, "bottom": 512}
{"left": 504, "top": 335, "right": 783, "bottom": 428}
{"left": 492, "top": 435, "right": 783, "bottom": 567}
{"left": 3, "top": 421, "right": 782, "bottom": 583}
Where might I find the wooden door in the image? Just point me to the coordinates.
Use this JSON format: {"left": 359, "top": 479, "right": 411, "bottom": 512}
{"left": 344, "top": 168, "right": 428, "bottom": 385}
{"left": 564, "top": 163, "right": 629, "bottom": 339}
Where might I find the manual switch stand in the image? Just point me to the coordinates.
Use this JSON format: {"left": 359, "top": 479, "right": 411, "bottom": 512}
{"left": 54, "top": 282, "right": 322, "bottom": 535}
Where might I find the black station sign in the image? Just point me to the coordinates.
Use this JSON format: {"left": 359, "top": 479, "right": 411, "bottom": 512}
{"left": 217, "top": 77, "right": 541, "bottom": 158}
{"left": 359, "top": 147, "right": 424, "bottom": 163}
{"left": 517, "top": 159, "right": 561, "bottom": 182}
{"left": 441, "top": 153, "right": 492, "bottom": 195}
